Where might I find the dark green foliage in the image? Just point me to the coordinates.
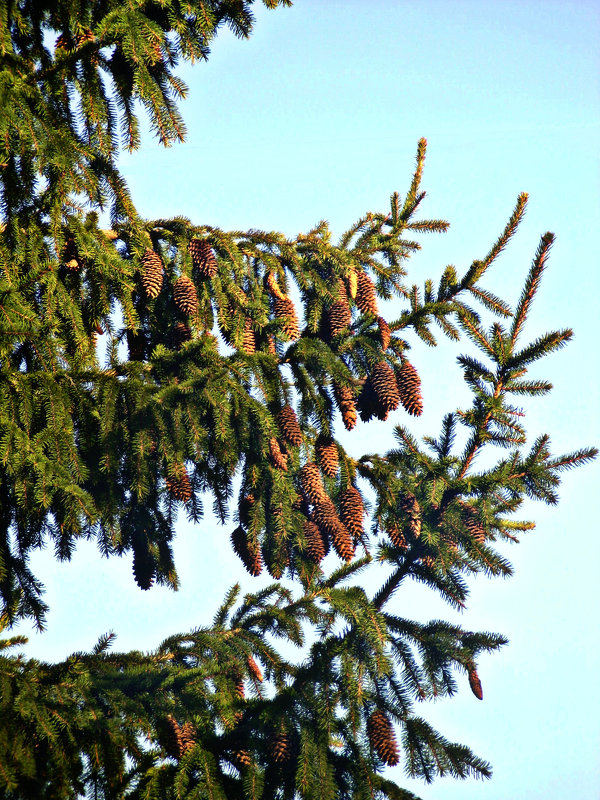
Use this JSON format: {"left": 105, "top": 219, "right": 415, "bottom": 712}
{"left": 0, "top": 1, "right": 596, "bottom": 798}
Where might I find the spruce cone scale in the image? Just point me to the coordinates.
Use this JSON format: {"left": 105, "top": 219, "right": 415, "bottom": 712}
{"left": 367, "top": 710, "right": 400, "bottom": 766}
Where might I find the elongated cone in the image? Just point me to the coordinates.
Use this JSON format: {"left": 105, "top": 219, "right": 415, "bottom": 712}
{"left": 189, "top": 238, "right": 217, "bottom": 278}
{"left": 370, "top": 361, "right": 400, "bottom": 412}
{"left": 132, "top": 538, "right": 155, "bottom": 590}
{"left": 367, "top": 711, "right": 400, "bottom": 766}
{"left": 355, "top": 270, "right": 378, "bottom": 315}
{"left": 172, "top": 321, "right": 192, "bottom": 349}
{"left": 397, "top": 360, "right": 423, "bottom": 416}
{"left": 302, "top": 519, "right": 328, "bottom": 563}
{"left": 357, "top": 375, "right": 388, "bottom": 422}
{"left": 340, "top": 485, "right": 364, "bottom": 542}
{"left": 180, "top": 721, "right": 196, "bottom": 754}
{"left": 313, "top": 498, "right": 354, "bottom": 562}
{"left": 468, "top": 664, "right": 483, "bottom": 700}
{"left": 247, "top": 655, "right": 263, "bottom": 682}
{"left": 141, "top": 248, "right": 163, "bottom": 298}
{"left": 174, "top": 275, "right": 198, "bottom": 316}
{"left": 326, "top": 280, "right": 352, "bottom": 339}
{"left": 273, "top": 295, "right": 300, "bottom": 339}
{"left": 347, "top": 267, "right": 358, "bottom": 299}
{"left": 238, "top": 492, "right": 255, "bottom": 527}
{"left": 241, "top": 318, "right": 256, "bottom": 354}
{"left": 399, "top": 493, "right": 421, "bottom": 539}
{"left": 458, "top": 500, "right": 486, "bottom": 544}
{"left": 333, "top": 382, "right": 357, "bottom": 430}
{"left": 164, "top": 715, "right": 184, "bottom": 759}
{"left": 316, "top": 435, "right": 338, "bottom": 478}
{"left": 277, "top": 405, "right": 303, "bottom": 446}
{"left": 387, "top": 524, "right": 408, "bottom": 550}
{"left": 377, "top": 316, "right": 391, "bottom": 351}
{"left": 299, "top": 462, "right": 327, "bottom": 504}
{"left": 268, "top": 438, "right": 288, "bottom": 471}
{"left": 166, "top": 469, "right": 192, "bottom": 503}
{"left": 266, "top": 272, "right": 287, "bottom": 300}
{"left": 231, "top": 749, "right": 252, "bottom": 768}
{"left": 231, "top": 526, "right": 263, "bottom": 576}
{"left": 270, "top": 721, "right": 291, "bottom": 763}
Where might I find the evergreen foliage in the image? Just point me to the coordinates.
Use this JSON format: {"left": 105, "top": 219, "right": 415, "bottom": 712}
{"left": 0, "top": 1, "right": 595, "bottom": 797}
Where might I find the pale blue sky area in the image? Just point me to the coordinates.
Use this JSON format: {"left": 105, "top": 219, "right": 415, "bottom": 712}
{"left": 17, "top": 2, "right": 600, "bottom": 798}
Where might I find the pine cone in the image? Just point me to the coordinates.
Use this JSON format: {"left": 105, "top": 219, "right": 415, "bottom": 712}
{"left": 277, "top": 405, "right": 303, "bottom": 446}
{"left": 270, "top": 722, "right": 291, "bottom": 763}
{"left": 333, "top": 382, "right": 357, "bottom": 430}
{"left": 231, "top": 749, "right": 252, "bottom": 768}
{"left": 189, "top": 238, "right": 217, "bottom": 278}
{"left": 340, "top": 486, "right": 364, "bottom": 542}
{"left": 268, "top": 438, "right": 288, "bottom": 471}
{"left": 164, "top": 715, "right": 184, "bottom": 759}
{"left": 399, "top": 493, "right": 421, "bottom": 539}
{"left": 266, "top": 272, "right": 286, "bottom": 300}
{"left": 370, "top": 361, "right": 400, "bottom": 413}
{"left": 387, "top": 524, "right": 408, "bottom": 550}
{"left": 326, "top": 281, "right": 351, "bottom": 339}
{"left": 347, "top": 267, "right": 358, "bottom": 299}
{"left": 173, "top": 275, "right": 198, "bottom": 316}
{"left": 241, "top": 319, "right": 256, "bottom": 354}
{"left": 397, "top": 360, "right": 423, "bottom": 416}
{"left": 468, "top": 664, "right": 483, "bottom": 700}
{"left": 268, "top": 335, "right": 277, "bottom": 354}
{"left": 166, "top": 469, "right": 192, "bottom": 503}
{"left": 458, "top": 501, "right": 486, "bottom": 544}
{"left": 357, "top": 376, "right": 388, "bottom": 422}
{"left": 315, "top": 435, "right": 338, "bottom": 478}
{"left": 132, "top": 534, "right": 155, "bottom": 591}
{"left": 299, "top": 462, "right": 327, "bottom": 504}
{"left": 238, "top": 492, "right": 256, "bottom": 527}
{"left": 141, "top": 248, "right": 163, "bottom": 299}
{"left": 367, "top": 711, "right": 400, "bottom": 766}
{"left": 273, "top": 296, "right": 300, "bottom": 340}
{"left": 247, "top": 655, "right": 263, "bottom": 683}
{"left": 231, "top": 526, "right": 263, "bottom": 576}
{"left": 377, "top": 316, "right": 391, "bottom": 351}
{"left": 302, "top": 518, "right": 328, "bottom": 563}
{"left": 172, "top": 321, "right": 192, "bottom": 349}
{"left": 313, "top": 498, "right": 354, "bottom": 562}
{"left": 179, "top": 721, "right": 196, "bottom": 754}
{"left": 355, "top": 271, "right": 378, "bottom": 315}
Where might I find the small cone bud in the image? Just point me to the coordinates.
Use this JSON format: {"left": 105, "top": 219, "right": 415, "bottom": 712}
{"left": 315, "top": 435, "right": 338, "bottom": 478}
{"left": 355, "top": 271, "right": 378, "bottom": 315}
{"left": 273, "top": 296, "right": 300, "bottom": 340}
{"left": 370, "top": 361, "right": 400, "bottom": 412}
{"left": 189, "top": 238, "right": 217, "bottom": 278}
{"left": 397, "top": 360, "right": 423, "bottom": 416}
{"left": 340, "top": 485, "right": 364, "bottom": 542}
{"left": 231, "top": 526, "right": 263, "bottom": 576}
{"left": 468, "top": 664, "right": 483, "bottom": 700}
{"left": 299, "top": 462, "right": 327, "bottom": 504}
{"left": 367, "top": 710, "right": 400, "bottom": 766}
{"left": 141, "top": 248, "right": 163, "bottom": 299}
{"left": 277, "top": 405, "right": 303, "bottom": 446}
{"left": 174, "top": 275, "right": 198, "bottom": 316}
{"left": 268, "top": 438, "right": 288, "bottom": 471}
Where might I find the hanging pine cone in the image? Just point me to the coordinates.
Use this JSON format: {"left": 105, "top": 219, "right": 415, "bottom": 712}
{"left": 326, "top": 280, "right": 351, "bottom": 339}
{"left": 397, "top": 360, "right": 423, "bottom": 416}
{"left": 299, "top": 462, "right": 327, "bottom": 504}
{"left": 238, "top": 492, "right": 256, "bottom": 527}
{"left": 231, "top": 749, "right": 252, "bottom": 768}
{"left": 347, "top": 266, "right": 358, "bottom": 299}
{"left": 179, "top": 721, "right": 196, "bottom": 754}
{"left": 268, "top": 438, "right": 288, "bottom": 471}
{"left": 234, "top": 674, "right": 246, "bottom": 699}
{"left": 132, "top": 538, "right": 155, "bottom": 591}
{"left": 458, "top": 501, "right": 486, "bottom": 544}
{"left": 270, "top": 722, "right": 292, "bottom": 763}
{"left": 247, "top": 655, "right": 263, "bottom": 683}
{"left": 355, "top": 270, "right": 378, "bottom": 315}
{"left": 173, "top": 275, "right": 198, "bottom": 316}
{"left": 367, "top": 711, "right": 400, "bottom": 766}
{"left": 189, "top": 238, "right": 217, "bottom": 278}
{"left": 315, "top": 434, "right": 339, "bottom": 478}
{"left": 231, "top": 526, "right": 263, "bottom": 576}
{"left": 313, "top": 498, "right": 354, "bottom": 562}
{"left": 357, "top": 375, "right": 388, "bottom": 422}
{"left": 468, "top": 663, "right": 483, "bottom": 700}
{"left": 387, "top": 524, "right": 408, "bottom": 550}
{"left": 377, "top": 316, "right": 391, "bottom": 351}
{"left": 333, "top": 382, "right": 358, "bottom": 430}
{"left": 399, "top": 493, "right": 422, "bottom": 539}
{"left": 370, "top": 361, "right": 400, "bottom": 413}
{"left": 340, "top": 486, "right": 364, "bottom": 542}
{"left": 164, "top": 715, "right": 185, "bottom": 759}
{"left": 273, "top": 295, "right": 300, "bottom": 340}
{"left": 172, "top": 321, "right": 192, "bottom": 349}
{"left": 420, "top": 554, "right": 436, "bottom": 569}
{"left": 268, "top": 335, "right": 277, "bottom": 354}
{"left": 277, "top": 404, "right": 303, "bottom": 446}
{"left": 302, "top": 519, "right": 328, "bottom": 563}
{"left": 141, "top": 248, "right": 164, "bottom": 299}
{"left": 166, "top": 469, "right": 192, "bottom": 503}
{"left": 241, "top": 319, "right": 256, "bottom": 354}
{"left": 266, "top": 272, "right": 286, "bottom": 300}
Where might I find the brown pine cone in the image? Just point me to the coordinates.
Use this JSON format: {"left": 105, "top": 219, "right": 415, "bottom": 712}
{"left": 313, "top": 498, "right": 354, "bottom": 562}
{"left": 247, "top": 655, "right": 263, "bottom": 683}
{"left": 270, "top": 721, "right": 292, "bottom": 763}
{"left": 399, "top": 493, "right": 422, "bottom": 539}
{"left": 370, "top": 361, "right": 400, "bottom": 413}
{"left": 273, "top": 296, "right": 300, "bottom": 340}
{"left": 333, "top": 382, "right": 358, "bottom": 430}
{"left": 468, "top": 664, "right": 483, "bottom": 700}
{"left": 266, "top": 272, "right": 287, "bottom": 300}
{"left": 357, "top": 375, "right": 388, "bottom": 422}
{"left": 367, "top": 710, "right": 400, "bottom": 766}
{"left": 355, "top": 271, "right": 378, "bottom": 315}
{"left": 302, "top": 518, "right": 328, "bottom": 563}
{"left": 268, "top": 438, "right": 288, "bottom": 471}
{"left": 458, "top": 501, "right": 486, "bottom": 544}
{"left": 277, "top": 405, "right": 303, "bottom": 446}
{"left": 377, "top": 316, "right": 391, "bottom": 351}
{"left": 397, "top": 360, "right": 423, "bottom": 416}
{"left": 315, "top": 435, "right": 338, "bottom": 478}
{"left": 141, "top": 248, "right": 164, "bottom": 299}
{"left": 173, "top": 275, "right": 198, "bottom": 316}
{"left": 172, "top": 321, "right": 192, "bottom": 349}
{"left": 339, "top": 486, "right": 364, "bottom": 542}
{"left": 231, "top": 526, "right": 263, "bottom": 576}
{"left": 241, "top": 319, "right": 256, "bottom": 354}
{"left": 166, "top": 469, "right": 192, "bottom": 503}
{"left": 189, "top": 238, "right": 217, "bottom": 278}
{"left": 299, "top": 462, "right": 327, "bottom": 504}
{"left": 132, "top": 538, "right": 155, "bottom": 591}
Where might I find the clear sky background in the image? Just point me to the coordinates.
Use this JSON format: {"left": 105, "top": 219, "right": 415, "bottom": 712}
{"left": 15, "top": 2, "right": 600, "bottom": 798}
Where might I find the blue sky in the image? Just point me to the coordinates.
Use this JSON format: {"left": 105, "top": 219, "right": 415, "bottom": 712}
{"left": 17, "top": 2, "right": 600, "bottom": 798}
